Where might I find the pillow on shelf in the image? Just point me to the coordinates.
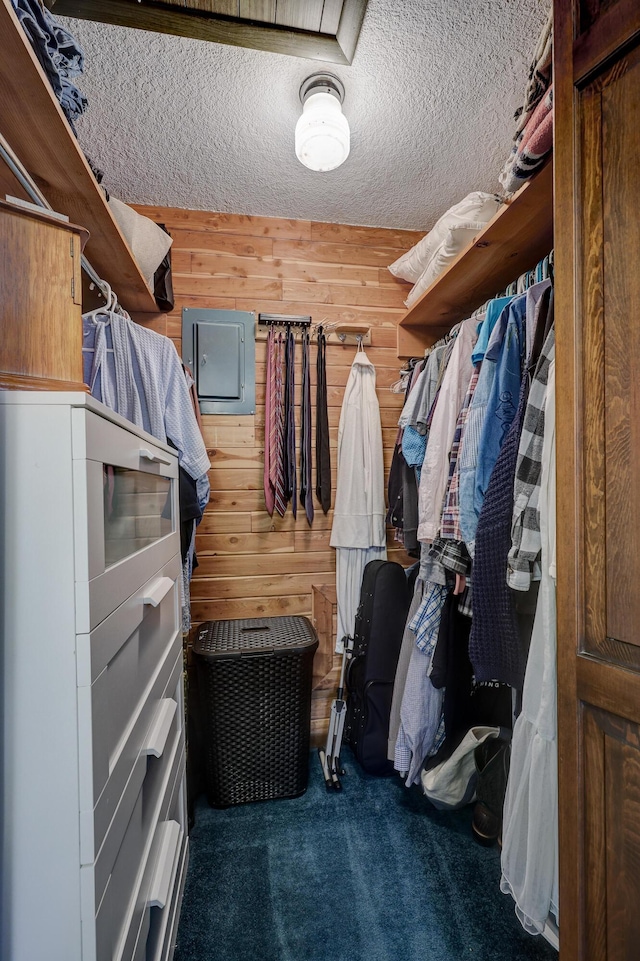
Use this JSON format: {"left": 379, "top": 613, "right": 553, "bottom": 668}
{"left": 404, "top": 222, "right": 487, "bottom": 308}
{"left": 108, "top": 196, "right": 173, "bottom": 288}
{"left": 389, "top": 191, "right": 502, "bottom": 284}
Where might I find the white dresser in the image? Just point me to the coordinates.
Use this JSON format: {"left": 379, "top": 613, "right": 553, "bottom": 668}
{"left": 0, "top": 392, "right": 188, "bottom": 961}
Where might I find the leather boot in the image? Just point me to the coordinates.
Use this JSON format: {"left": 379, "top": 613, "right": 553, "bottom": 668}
{"left": 472, "top": 735, "right": 511, "bottom": 846}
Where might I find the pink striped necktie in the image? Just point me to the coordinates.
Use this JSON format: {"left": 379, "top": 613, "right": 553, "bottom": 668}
{"left": 273, "top": 333, "right": 287, "bottom": 516}
{"left": 263, "top": 327, "right": 275, "bottom": 515}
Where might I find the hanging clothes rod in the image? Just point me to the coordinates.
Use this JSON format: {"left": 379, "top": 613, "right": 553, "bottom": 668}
{"left": 467, "top": 248, "right": 554, "bottom": 325}
{"left": 0, "top": 131, "right": 106, "bottom": 292}
{"left": 500, "top": 248, "right": 553, "bottom": 298}
{"left": 258, "top": 313, "right": 312, "bottom": 328}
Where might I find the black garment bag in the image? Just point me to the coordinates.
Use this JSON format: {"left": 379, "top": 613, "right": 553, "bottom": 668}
{"left": 344, "top": 560, "right": 411, "bottom": 775}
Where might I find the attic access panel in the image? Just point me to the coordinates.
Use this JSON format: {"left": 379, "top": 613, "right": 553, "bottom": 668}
{"left": 182, "top": 308, "right": 255, "bottom": 415}
{"left": 46, "top": 0, "right": 368, "bottom": 64}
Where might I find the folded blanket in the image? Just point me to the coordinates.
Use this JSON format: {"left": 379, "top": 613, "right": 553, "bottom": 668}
{"left": 513, "top": 8, "right": 553, "bottom": 138}
{"left": 11, "top": 0, "right": 88, "bottom": 124}
{"left": 500, "top": 86, "right": 553, "bottom": 195}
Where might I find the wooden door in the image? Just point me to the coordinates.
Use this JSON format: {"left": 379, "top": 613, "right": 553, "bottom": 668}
{"left": 555, "top": 1, "right": 640, "bottom": 958}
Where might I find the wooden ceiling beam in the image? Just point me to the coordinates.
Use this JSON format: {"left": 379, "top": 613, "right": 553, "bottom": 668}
{"left": 47, "top": 0, "right": 368, "bottom": 64}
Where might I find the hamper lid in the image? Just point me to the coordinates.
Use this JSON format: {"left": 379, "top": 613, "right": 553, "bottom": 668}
{"left": 194, "top": 616, "right": 318, "bottom": 657}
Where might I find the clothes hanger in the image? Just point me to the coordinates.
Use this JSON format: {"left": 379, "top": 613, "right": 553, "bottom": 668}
{"left": 83, "top": 279, "right": 131, "bottom": 354}
{"left": 352, "top": 333, "right": 373, "bottom": 364}
{"left": 83, "top": 278, "right": 130, "bottom": 324}
{"left": 83, "top": 279, "right": 114, "bottom": 324}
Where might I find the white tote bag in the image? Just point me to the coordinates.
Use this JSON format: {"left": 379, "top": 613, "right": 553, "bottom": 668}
{"left": 421, "top": 726, "right": 502, "bottom": 810}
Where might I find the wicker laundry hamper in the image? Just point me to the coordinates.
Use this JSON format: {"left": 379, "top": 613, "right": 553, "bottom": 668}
{"left": 193, "top": 616, "right": 318, "bottom": 807}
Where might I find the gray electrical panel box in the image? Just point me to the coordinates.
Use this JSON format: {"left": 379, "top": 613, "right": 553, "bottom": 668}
{"left": 182, "top": 308, "right": 256, "bottom": 415}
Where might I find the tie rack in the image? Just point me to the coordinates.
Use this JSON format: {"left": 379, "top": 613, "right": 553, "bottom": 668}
{"left": 258, "top": 314, "right": 312, "bottom": 328}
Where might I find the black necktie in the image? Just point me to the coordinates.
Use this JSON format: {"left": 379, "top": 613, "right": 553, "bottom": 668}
{"left": 315, "top": 329, "right": 331, "bottom": 514}
{"left": 300, "top": 331, "right": 314, "bottom": 525}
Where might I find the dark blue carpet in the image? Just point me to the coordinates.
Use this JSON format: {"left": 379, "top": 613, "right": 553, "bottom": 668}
{"left": 175, "top": 750, "right": 557, "bottom": 961}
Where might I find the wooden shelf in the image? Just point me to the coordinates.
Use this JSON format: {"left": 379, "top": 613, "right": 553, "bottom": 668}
{"left": 0, "top": 0, "right": 157, "bottom": 313}
{"left": 397, "top": 162, "right": 553, "bottom": 357}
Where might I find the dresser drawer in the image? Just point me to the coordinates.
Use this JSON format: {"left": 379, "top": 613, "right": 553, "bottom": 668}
{"left": 86, "top": 694, "right": 185, "bottom": 961}
{"left": 72, "top": 408, "right": 180, "bottom": 633}
{"left": 78, "top": 600, "right": 182, "bottom": 865}
{"left": 141, "top": 686, "right": 185, "bottom": 835}
{"left": 77, "top": 751, "right": 145, "bottom": 961}
{"left": 145, "top": 815, "right": 188, "bottom": 961}
{"left": 126, "top": 757, "right": 188, "bottom": 961}
{"left": 98, "top": 729, "right": 186, "bottom": 961}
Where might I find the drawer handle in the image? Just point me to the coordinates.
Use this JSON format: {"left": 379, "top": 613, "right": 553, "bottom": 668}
{"left": 143, "top": 698, "right": 177, "bottom": 758}
{"left": 139, "top": 447, "right": 173, "bottom": 466}
{"left": 147, "top": 820, "right": 182, "bottom": 909}
{"left": 142, "top": 576, "right": 174, "bottom": 608}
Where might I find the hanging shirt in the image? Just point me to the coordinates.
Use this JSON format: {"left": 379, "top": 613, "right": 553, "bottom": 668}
{"left": 330, "top": 352, "right": 386, "bottom": 549}
{"left": 439, "top": 363, "right": 481, "bottom": 541}
{"left": 472, "top": 295, "right": 513, "bottom": 366}
{"left": 458, "top": 295, "right": 524, "bottom": 553}
{"left": 417, "top": 317, "right": 478, "bottom": 543}
{"left": 508, "top": 327, "right": 556, "bottom": 590}
{"left": 468, "top": 269, "right": 553, "bottom": 685}
{"left": 331, "top": 351, "right": 387, "bottom": 650}
{"left": 83, "top": 312, "right": 210, "bottom": 481}
{"left": 398, "top": 359, "right": 426, "bottom": 430}
{"left": 469, "top": 373, "right": 531, "bottom": 689}
{"left": 524, "top": 279, "right": 552, "bottom": 366}
{"left": 394, "top": 580, "right": 447, "bottom": 784}
{"left": 401, "top": 347, "right": 445, "bottom": 473}
{"left": 473, "top": 293, "right": 528, "bottom": 520}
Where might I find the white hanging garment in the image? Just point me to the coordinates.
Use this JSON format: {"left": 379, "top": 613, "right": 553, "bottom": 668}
{"left": 330, "top": 350, "right": 387, "bottom": 651}
{"left": 500, "top": 358, "right": 558, "bottom": 933}
{"left": 417, "top": 317, "right": 477, "bottom": 543}
{"left": 334, "top": 545, "right": 386, "bottom": 651}
{"left": 83, "top": 310, "right": 210, "bottom": 481}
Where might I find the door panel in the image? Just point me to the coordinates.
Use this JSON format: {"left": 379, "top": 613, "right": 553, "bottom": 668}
{"left": 601, "top": 49, "right": 640, "bottom": 650}
{"left": 555, "top": 0, "right": 640, "bottom": 957}
{"left": 583, "top": 706, "right": 640, "bottom": 961}
{"left": 577, "top": 47, "right": 640, "bottom": 671}
{"left": 578, "top": 79, "right": 606, "bottom": 663}
{"left": 582, "top": 708, "right": 606, "bottom": 961}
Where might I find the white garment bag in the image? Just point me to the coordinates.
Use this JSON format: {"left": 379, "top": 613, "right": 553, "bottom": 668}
{"left": 330, "top": 349, "right": 387, "bottom": 650}
{"left": 500, "top": 359, "right": 558, "bottom": 933}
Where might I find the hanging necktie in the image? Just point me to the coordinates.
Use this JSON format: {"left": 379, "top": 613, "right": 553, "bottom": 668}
{"left": 263, "top": 326, "right": 275, "bottom": 516}
{"left": 315, "top": 327, "right": 331, "bottom": 513}
{"left": 300, "top": 330, "right": 314, "bottom": 525}
{"left": 283, "top": 326, "right": 297, "bottom": 518}
{"left": 274, "top": 332, "right": 287, "bottom": 517}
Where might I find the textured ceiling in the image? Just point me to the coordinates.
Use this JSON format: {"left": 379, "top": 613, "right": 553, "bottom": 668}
{"left": 61, "top": 0, "right": 548, "bottom": 230}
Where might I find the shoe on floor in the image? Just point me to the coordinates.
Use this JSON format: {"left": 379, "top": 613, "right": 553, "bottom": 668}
{"left": 471, "top": 735, "right": 511, "bottom": 846}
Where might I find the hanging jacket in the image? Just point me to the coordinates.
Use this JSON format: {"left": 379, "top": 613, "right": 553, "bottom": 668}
{"left": 330, "top": 352, "right": 386, "bottom": 550}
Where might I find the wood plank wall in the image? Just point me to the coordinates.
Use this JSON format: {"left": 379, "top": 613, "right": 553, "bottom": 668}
{"left": 132, "top": 205, "right": 421, "bottom": 741}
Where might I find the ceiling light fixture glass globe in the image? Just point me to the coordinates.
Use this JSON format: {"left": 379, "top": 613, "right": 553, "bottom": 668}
{"left": 295, "top": 75, "right": 350, "bottom": 172}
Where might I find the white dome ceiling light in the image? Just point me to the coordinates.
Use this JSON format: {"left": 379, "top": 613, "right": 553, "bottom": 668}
{"left": 295, "top": 73, "right": 350, "bottom": 172}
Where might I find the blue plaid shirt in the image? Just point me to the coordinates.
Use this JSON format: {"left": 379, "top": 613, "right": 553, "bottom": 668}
{"left": 410, "top": 583, "right": 449, "bottom": 654}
